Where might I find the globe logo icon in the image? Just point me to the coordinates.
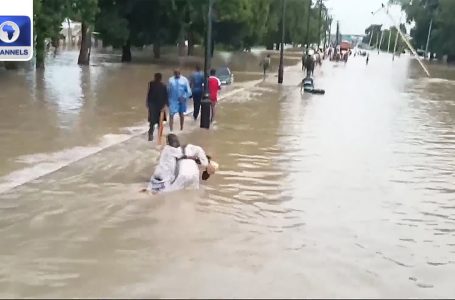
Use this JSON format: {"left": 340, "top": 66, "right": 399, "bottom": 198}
{"left": 0, "top": 21, "right": 20, "bottom": 43}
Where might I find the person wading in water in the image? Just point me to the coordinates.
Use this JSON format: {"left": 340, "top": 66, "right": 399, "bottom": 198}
{"left": 260, "top": 54, "right": 271, "bottom": 78}
{"left": 168, "top": 69, "right": 192, "bottom": 132}
{"left": 305, "top": 51, "right": 315, "bottom": 77}
{"left": 190, "top": 65, "right": 204, "bottom": 120}
{"left": 208, "top": 69, "right": 221, "bottom": 123}
{"left": 146, "top": 73, "right": 168, "bottom": 141}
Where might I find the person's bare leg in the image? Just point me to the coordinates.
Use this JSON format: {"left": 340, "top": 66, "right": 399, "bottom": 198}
{"left": 211, "top": 103, "right": 216, "bottom": 123}
{"left": 169, "top": 114, "right": 174, "bottom": 132}
{"left": 179, "top": 112, "right": 184, "bottom": 131}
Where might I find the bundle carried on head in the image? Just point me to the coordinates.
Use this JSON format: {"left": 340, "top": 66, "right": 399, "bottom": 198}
{"left": 202, "top": 155, "right": 219, "bottom": 181}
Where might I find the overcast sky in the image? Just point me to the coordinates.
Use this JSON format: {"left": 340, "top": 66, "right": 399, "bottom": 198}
{"left": 325, "top": 0, "right": 405, "bottom": 35}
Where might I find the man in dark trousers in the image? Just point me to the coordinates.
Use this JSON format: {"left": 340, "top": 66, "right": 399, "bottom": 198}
{"left": 190, "top": 65, "right": 204, "bottom": 120}
{"left": 305, "top": 51, "right": 315, "bottom": 77}
{"left": 146, "top": 73, "right": 168, "bottom": 141}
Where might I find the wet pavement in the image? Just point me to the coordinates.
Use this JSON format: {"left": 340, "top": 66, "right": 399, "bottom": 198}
{"left": 0, "top": 50, "right": 455, "bottom": 298}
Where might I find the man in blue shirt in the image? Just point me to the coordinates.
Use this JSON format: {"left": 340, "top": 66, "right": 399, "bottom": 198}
{"left": 190, "top": 65, "right": 204, "bottom": 120}
{"left": 168, "top": 69, "right": 192, "bottom": 131}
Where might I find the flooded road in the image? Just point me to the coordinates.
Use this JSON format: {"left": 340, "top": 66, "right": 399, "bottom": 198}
{"left": 0, "top": 50, "right": 272, "bottom": 192}
{"left": 0, "top": 50, "right": 455, "bottom": 298}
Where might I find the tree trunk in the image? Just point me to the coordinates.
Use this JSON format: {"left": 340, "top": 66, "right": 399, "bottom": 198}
{"left": 178, "top": 42, "right": 186, "bottom": 56}
{"left": 178, "top": 23, "right": 186, "bottom": 56}
{"left": 77, "top": 22, "right": 90, "bottom": 65}
{"left": 265, "top": 42, "right": 274, "bottom": 50}
{"left": 67, "top": 19, "right": 72, "bottom": 47}
{"left": 187, "top": 30, "right": 194, "bottom": 56}
{"left": 211, "top": 38, "right": 215, "bottom": 58}
{"left": 36, "top": 32, "right": 45, "bottom": 69}
{"left": 178, "top": 40, "right": 186, "bottom": 57}
{"left": 51, "top": 36, "right": 59, "bottom": 57}
{"left": 121, "top": 39, "right": 132, "bottom": 62}
{"left": 275, "top": 43, "right": 280, "bottom": 50}
{"left": 153, "top": 41, "right": 161, "bottom": 59}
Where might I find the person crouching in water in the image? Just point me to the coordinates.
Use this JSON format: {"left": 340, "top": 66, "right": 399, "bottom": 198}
{"left": 143, "top": 134, "right": 218, "bottom": 194}
{"left": 146, "top": 73, "right": 168, "bottom": 141}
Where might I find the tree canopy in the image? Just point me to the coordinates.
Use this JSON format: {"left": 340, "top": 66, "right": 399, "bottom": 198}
{"left": 396, "top": 0, "right": 455, "bottom": 59}
{"left": 32, "top": 0, "right": 332, "bottom": 67}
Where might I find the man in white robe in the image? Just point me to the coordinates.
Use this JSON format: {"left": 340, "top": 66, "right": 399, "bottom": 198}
{"left": 146, "top": 134, "right": 211, "bottom": 194}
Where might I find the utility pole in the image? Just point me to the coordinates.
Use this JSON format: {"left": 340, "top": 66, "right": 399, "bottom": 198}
{"left": 278, "top": 0, "right": 286, "bottom": 84}
{"left": 335, "top": 20, "right": 339, "bottom": 46}
{"left": 67, "top": 19, "right": 72, "bottom": 47}
{"left": 392, "top": 27, "right": 399, "bottom": 61}
{"left": 378, "top": 30, "right": 384, "bottom": 53}
{"left": 305, "top": 0, "right": 312, "bottom": 54}
{"left": 368, "top": 30, "right": 374, "bottom": 47}
{"left": 424, "top": 0, "right": 437, "bottom": 60}
{"left": 387, "top": 28, "right": 391, "bottom": 52}
{"left": 375, "top": 30, "right": 379, "bottom": 50}
{"left": 392, "top": 13, "right": 403, "bottom": 61}
{"left": 201, "top": 0, "right": 214, "bottom": 129}
{"left": 328, "top": 17, "right": 333, "bottom": 45}
{"left": 323, "top": 13, "right": 328, "bottom": 51}
{"left": 424, "top": 17, "right": 433, "bottom": 60}
{"left": 317, "top": 0, "right": 322, "bottom": 50}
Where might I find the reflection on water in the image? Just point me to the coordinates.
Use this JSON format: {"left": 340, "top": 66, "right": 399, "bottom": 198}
{"left": 44, "top": 64, "right": 84, "bottom": 128}
{"left": 0, "top": 50, "right": 455, "bottom": 298}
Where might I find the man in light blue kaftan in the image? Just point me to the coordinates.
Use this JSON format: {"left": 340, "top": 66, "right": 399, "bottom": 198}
{"left": 168, "top": 69, "right": 192, "bottom": 131}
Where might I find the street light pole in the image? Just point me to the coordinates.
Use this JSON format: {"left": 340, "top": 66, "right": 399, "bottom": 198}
{"left": 424, "top": 17, "right": 433, "bottom": 60}
{"left": 335, "top": 20, "right": 339, "bottom": 46}
{"left": 368, "top": 30, "right": 374, "bottom": 47}
{"left": 375, "top": 30, "right": 380, "bottom": 51}
{"left": 278, "top": 0, "right": 286, "bottom": 84}
{"left": 305, "top": 0, "right": 312, "bottom": 54}
{"left": 200, "top": 0, "right": 214, "bottom": 129}
{"left": 392, "top": 26, "right": 399, "bottom": 61}
{"left": 323, "top": 13, "right": 328, "bottom": 51}
{"left": 378, "top": 29, "right": 384, "bottom": 53}
{"left": 327, "top": 17, "right": 332, "bottom": 46}
{"left": 317, "top": 0, "right": 322, "bottom": 50}
{"left": 387, "top": 28, "right": 391, "bottom": 52}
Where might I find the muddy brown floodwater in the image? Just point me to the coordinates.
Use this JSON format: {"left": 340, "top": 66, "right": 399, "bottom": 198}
{"left": 0, "top": 50, "right": 454, "bottom": 298}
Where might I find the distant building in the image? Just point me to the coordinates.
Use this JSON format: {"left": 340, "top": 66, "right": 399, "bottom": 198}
{"left": 59, "top": 19, "right": 101, "bottom": 48}
{"left": 329, "top": 34, "right": 364, "bottom": 47}
{"left": 341, "top": 34, "right": 365, "bottom": 47}
{"left": 60, "top": 19, "right": 81, "bottom": 45}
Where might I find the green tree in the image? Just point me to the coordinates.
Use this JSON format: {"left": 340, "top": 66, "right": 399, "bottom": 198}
{"left": 285, "top": 0, "right": 309, "bottom": 46}
{"left": 212, "top": 0, "right": 255, "bottom": 50}
{"left": 66, "top": 0, "right": 98, "bottom": 65}
{"left": 431, "top": 0, "right": 455, "bottom": 59}
{"left": 263, "top": 0, "right": 329, "bottom": 50}
{"left": 395, "top": 0, "right": 455, "bottom": 59}
{"left": 34, "top": 0, "right": 66, "bottom": 68}
{"left": 263, "top": 0, "right": 281, "bottom": 50}
{"left": 363, "top": 24, "right": 382, "bottom": 45}
{"left": 237, "top": 0, "right": 272, "bottom": 50}
{"left": 95, "top": 0, "right": 130, "bottom": 51}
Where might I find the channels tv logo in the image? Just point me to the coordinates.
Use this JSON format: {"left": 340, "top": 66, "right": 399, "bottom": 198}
{"left": 0, "top": 16, "right": 32, "bottom": 61}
